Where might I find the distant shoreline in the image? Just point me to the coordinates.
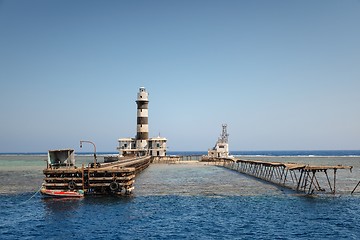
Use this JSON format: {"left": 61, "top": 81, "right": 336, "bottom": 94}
{"left": 1, "top": 150, "right": 360, "bottom": 157}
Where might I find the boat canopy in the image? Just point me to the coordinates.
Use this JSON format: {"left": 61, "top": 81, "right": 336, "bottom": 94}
{"left": 47, "top": 149, "right": 75, "bottom": 167}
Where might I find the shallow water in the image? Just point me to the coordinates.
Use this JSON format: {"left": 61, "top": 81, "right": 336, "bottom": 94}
{"left": 1, "top": 155, "right": 360, "bottom": 239}
{"left": 134, "top": 163, "right": 283, "bottom": 197}
{"left": 0, "top": 155, "right": 94, "bottom": 194}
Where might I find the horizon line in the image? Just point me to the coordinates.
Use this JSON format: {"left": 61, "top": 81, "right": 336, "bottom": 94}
{"left": 1, "top": 149, "right": 360, "bottom": 154}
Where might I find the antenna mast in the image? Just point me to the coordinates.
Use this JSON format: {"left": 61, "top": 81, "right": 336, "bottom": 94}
{"left": 219, "top": 124, "right": 229, "bottom": 143}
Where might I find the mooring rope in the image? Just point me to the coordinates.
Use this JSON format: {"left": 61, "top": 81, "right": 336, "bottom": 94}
{"left": 351, "top": 180, "right": 360, "bottom": 195}
{"left": 19, "top": 185, "right": 43, "bottom": 205}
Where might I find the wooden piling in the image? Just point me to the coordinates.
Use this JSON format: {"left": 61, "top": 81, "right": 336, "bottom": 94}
{"left": 42, "top": 155, "right": 151, "bottom": 196}
{"left": 206, "top": 157, "right": 352, "bottom": 195}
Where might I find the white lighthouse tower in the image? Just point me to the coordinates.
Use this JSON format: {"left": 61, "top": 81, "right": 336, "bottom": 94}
{"left": 135, "top": 87, "right": 149, "bottom": 155}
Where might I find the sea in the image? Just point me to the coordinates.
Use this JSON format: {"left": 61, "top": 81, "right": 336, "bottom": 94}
{"left": 1, "top": 150, "right": 360, "bottom": 239}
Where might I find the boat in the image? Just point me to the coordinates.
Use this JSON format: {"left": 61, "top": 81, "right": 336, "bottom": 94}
{"left": 40, "top": 187, "right": 84, "bottom": 198}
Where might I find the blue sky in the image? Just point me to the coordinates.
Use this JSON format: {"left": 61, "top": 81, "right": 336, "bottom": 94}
{"left": 0, "top": 0, "right": 359, "bottom": 152}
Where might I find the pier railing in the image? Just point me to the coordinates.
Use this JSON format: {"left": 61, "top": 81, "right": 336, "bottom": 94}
{"left": 152, "top": 155, "right": 203, "bottom": 163}
{"left": 179, "top": 155, "right": 203, "bottom": 161}
{"left": 152, "top": 156, "right": 180, "bottom": 163}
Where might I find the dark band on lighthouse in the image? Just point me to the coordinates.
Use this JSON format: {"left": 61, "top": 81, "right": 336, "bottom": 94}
{"left": 136, "top": 87, "right": 149, "bottom": 150}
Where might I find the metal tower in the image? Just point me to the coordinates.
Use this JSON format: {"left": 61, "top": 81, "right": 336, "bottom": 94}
{"left": 219, "top": 124, "right": 229, "bottom": 143}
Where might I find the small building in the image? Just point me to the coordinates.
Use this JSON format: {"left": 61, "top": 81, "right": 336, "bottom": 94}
{"left": 148, "top": 136, "right": 167, "bottom": 156}
{"left": 117, "top": 138, "right": 136, "bottom": 156}
{"left": 118, "top": 136, "right": 167, "bottom": 157}
{"left": 208, "top": 124, "right": 229, "bottom": 158}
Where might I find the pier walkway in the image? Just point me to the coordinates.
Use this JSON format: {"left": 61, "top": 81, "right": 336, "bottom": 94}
{"left": 205, "top": 157, "right": 352, "bottom": 195}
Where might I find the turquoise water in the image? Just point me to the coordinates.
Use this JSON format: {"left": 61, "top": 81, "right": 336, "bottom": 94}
{"left": 0, "top": 155, "right": 94, "bottom": 194}
{"left": 1, "top": 154, "right": 360, "bottom": 239}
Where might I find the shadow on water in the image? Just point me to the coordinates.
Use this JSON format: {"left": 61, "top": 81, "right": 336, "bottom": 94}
{"left": 83, "top": 195, "right": 134, "bottom": 205}
{"left": 42, "top": 197, "right": 84, "bottom": 215}
{"left": 41, "top": 195, "right": 134, "bottom": 215}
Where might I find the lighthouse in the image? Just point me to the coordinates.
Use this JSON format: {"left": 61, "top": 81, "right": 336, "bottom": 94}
{"left": 117, "top": 87, "right": 167, "bottom": 157}
{"left": 136, "top": 87, "right": 149, "bottom": 155}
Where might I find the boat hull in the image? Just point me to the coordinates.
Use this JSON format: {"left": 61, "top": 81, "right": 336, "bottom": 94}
{"left": 40, "top": 188, "right": 84, "bottom": 198}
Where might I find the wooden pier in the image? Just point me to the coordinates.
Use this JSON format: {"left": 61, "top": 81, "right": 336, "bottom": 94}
{"left": 206, "top": 157, "right": 353, "bottom": 195}
{"left": 42, "top": 149, "right": 355, "bottom": 197}
{"left": 43, "top": 155, "right": 151, "bottom": 196}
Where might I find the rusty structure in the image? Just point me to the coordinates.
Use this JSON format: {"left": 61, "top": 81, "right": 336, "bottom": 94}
{"left": 207, "top": 157, "right": 352, "bottom": 195}
{"left": 42, "top": 149, "right": 151, "bottom": 196}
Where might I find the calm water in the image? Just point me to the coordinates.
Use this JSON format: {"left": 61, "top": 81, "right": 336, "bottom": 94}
{"left": 1, "top": 153, "right": 360, "bottom": 239}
